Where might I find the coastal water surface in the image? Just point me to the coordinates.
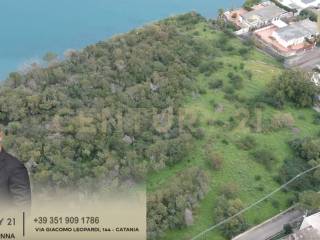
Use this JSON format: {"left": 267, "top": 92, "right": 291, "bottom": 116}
{"left": 0, "top": 0, "right": 243, "bottom": 80}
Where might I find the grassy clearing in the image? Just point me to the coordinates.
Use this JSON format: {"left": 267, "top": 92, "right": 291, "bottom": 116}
{"left": 147, "top": 22, "right": 319, "bottom": 240}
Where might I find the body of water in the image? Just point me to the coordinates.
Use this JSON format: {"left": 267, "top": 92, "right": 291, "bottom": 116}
{"left": 0, "top": 0, "right": 243, "bottom": 80}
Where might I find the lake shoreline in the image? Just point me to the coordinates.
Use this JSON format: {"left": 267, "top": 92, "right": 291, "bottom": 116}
{"left": 0, "top": 0, "right": 243, "bottom": 81}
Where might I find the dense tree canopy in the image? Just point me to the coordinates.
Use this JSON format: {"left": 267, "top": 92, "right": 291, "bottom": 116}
{"left": 0, "top": 13, "right": 208, "bottom": 193}
{"left": 299, "top": 191, "right": 320, "bottom": 211}
{"left": 267, "top": 70, "right": 319, "bottom": 108}
{"left": 299, "top": 9, "right": 318, "bottom": 22}
{"left": 147, "top": 167, "right": 210, "bottom": 240}
{"left": 278, "top": 137, "right": 320, "bottom": 191}
{"left": 214, "top": 184, "right": 247, "bottom": 238}
{"left": 3, "top": 10, "right": 316, "bottom": 240}
{"left": 243, "top": 0, "right": 262, "bottom": 10}
{"left": 0, "top": 12, "right": 258, "bottom": 240}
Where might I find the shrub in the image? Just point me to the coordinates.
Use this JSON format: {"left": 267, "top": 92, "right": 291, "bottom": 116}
{"left": 199, "top": 61, "right": 223, "bottom": 75}
{"left": 223, "top": 86, "right": 235, "bottom": 94}
{"left": 243, "top": 0, "right": 262, "bottom": 10}
{"left": 271, "top": 113, "right": 295, "bottom": 129}
{"left": 283, "top": 224, "right": 293, "bottom": 235}
{"left": 192, "top": 128, "right": 205, "bottom": 140}
{"left": 239, "top": 47, "right": 250, "bottom": 56}
{"left": 278, "top": 157, "right": 315, "bottom": 191}
{"left": 214, "top": 197, "right": 248, "bottom": 238}
{"left": 254, "top": 175, "right": 262, "bottom": 181}
{"left": 227, "top": 72, "right": 234, "bottom": 79}
{"left": 198, "top": 88, "right": 207, "bottom": 95}
{"left": 256, "top": 186, "right": 264, "bottom": 192}
{"left": 207, "top": 152, "right": 223, "bottom": 170}
{"left": 191, "top": 115, "right": 201, "bottom": 128}
{"left": 299, "top": 9, "right": 318, "bottom": 21}
{"left": 220, "top": 182, "right": 239, "bottom": 199}
{"left": 209, "top": 79, "right": 223, "bottom": 89}
{"left": 244, "top": 70, "right": 253, "bottom": 80}
{"left": 214, "top": 120, "right": 225, "bottom": 126}
{"left": 287, "top": 195, "right": 298, "bottom": 207}
{"left": 207, "top": 119, "right": 215, "bottom": 126}
{"left": 222, "top": 139, "right": 229, "bottom": 145}
{"left": 236, "top": 136, "right": 257, "bottom": 151}
{"left": 313, "top": 113, "right": 320, "bottom": 125}
{"left": 251, "top": 149, "right": 277, "bottom": 169}
{"left": 290, "top": 137, "right": 320, "bottom": 161}
{"left": 147, "top": 167, "right": 210, "bottom": 239}
{"left": 270, "top": 0, "right": 297, "bottom": 13}
{"left": 271, "top": 199, "right": 280, "bottom": 209}
{"left": 209, "top": 99, "right": 216, "bottom": 106}
{"left": 228, "top": 73, "right": 243, "bottom": 89}
{"left": 299, "top": 191, "right": 320, "bottom": 210}
{"left": 224, "top": 93, "right": 238, "bottom": 102}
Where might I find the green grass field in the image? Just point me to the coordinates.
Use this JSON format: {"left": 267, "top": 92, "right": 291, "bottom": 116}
{"left": 147, "top": 22, "right": 319, "bottom": 240}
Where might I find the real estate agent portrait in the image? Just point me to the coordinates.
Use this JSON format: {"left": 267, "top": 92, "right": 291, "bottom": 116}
{"left": 0, "top": 128, "right": 31, "bottom": 210}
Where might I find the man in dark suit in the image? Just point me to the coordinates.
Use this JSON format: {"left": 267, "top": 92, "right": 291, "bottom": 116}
{"left": 0, "top": 129, "right": 31, "bottom": 210}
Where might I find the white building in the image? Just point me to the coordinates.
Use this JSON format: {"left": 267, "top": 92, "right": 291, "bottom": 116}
{"left": 272, "top": 19, "right": 319, "bottom": 47}
{"left": 300, "top": 212, "right": 320, "bottom": 232}
{"left": 239, "top": 3, "right": 291, "bottom": 29}
{"left": 276, "top": 0, "right": 320, "bottom": 11}
{"left": 284, "top": 212, "right": 320, "bottom": 240}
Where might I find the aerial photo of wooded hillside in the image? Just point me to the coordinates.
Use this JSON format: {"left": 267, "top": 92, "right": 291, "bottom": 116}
{"left": 0, "top": 10, "right": 320, "bottom": 240}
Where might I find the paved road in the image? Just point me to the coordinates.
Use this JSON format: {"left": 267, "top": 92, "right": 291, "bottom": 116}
{"left": 285, "top": 48, "right": 320, "bottom": 71}
{"left": 298, "top": 57, "right": 320, "bottom": 71}
{"left": 232, "top": 209, "right": 304, "bottom": 240}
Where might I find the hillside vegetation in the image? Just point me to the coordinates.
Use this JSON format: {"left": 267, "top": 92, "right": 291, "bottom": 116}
{"left": 146, "top": 14, "right": 320, "bottom": 240}
{"left": 0, "top": 13, "right": 208, "bottom": 191}
{"left": 0, "top": 13, "right": 319, "bottom": 240}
